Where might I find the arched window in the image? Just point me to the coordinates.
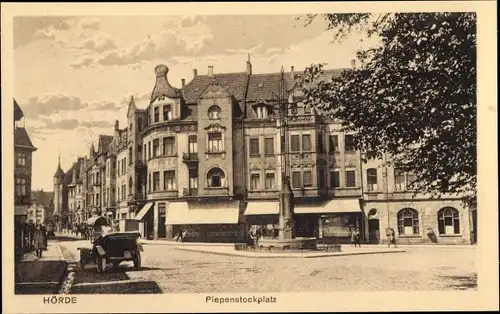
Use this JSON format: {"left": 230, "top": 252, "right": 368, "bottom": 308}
{"left": 438, "top": 207, "right": 460, "bottom": 235}
{"left": 397, "top": 208, "right": 419, "bottom": 235}
{"left": 368, "top": 208, "right": 378, "bottom": 219}
{"left": 208, "top": 105, "right": 221, "bottom": 120}
{"left": 366, "top": 168, "right": 378, "bottom": 191}
{"left": 207, "top": 167, "right": 226, "bottom": 188}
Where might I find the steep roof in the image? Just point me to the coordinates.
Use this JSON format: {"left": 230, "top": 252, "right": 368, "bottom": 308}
{"left": 63, "top": 163, "right": 76, "bottom": 185}
{"left": 54, "top": 163, "right": 65, "bottom": 178}
{"left": 182, "top": 72, "right": 248, "bottom": 104}
{"left": 97, "top": 135, "right": 114, "bottom": 155}
{"left": 14, "top": 99, "right": 24, "bottom": 121}
{"left": 31, "top": 190, "right": 54, "bottom": 208}
{"left": 14, "top": 127, "right": 37, "bottom": 150}
{"left": 150, "top": 65, "right": 182, "bottom": 102}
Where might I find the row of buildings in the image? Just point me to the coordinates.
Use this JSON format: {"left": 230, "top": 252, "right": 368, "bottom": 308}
{"left": 52, "top": 59, "right": 477, "bottom": 244}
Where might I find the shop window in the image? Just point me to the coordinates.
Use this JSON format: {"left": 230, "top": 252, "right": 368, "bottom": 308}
{"left": 346, "top": 170, "right": 356, "bottom": 187}
{"left": 207, "top": 167, "right": 225, "bottom": 188}
{"left": 367, "top": 168, "right": 378, "bottom": 191}
{"left": 163, "top": 105, "right": 171, "bottom": 121}
{"left": 397, "top": 208, "right": 420, "bottom": 235}
{"left": 249, "top": 138, "right": 260, "bottom": 156}
{"left": 153, "top": 172, "right": 160, "bottom": 192}
{"left": 291, "top": 171, "right": 301, "bottom": 188}
{"left": 17, "top": 152, "right": 27, "bottom": 166}
{"left": 208, "top": 105, "right": 221, "bottom": 120}
{"left": 250, "top": 173, "right": 260, "bottom": 190}
{"left": 264, "top": 137, "right": 274, "bottom": 155}
{"left": 154, "top": 107, "right": 159, "bottom": 123}
{"left": 438, "top": 207, "right": 460, "bottom": 235}
{"left": 302, "top": 134, "right": 311, "bottom": 151}
{"left": 345, "top": 134, "right": 355, "bottom": 152}
{"left": 290, "top": 135, "right": 300, "bottom": 152}
{"left": 163, "top": 136, "right": 175, "bottom": 155}
{"left": 329, "top": 135, "right": 339, "bottom": 153}
{"left": 164, "top": 170, "right": 176, "bottom": 190}
{"left": 330, "top": 170, "right": 340, "bottom": 188}
{"left": 303, "top": 170, "right": 312, "bottom": 187}
{"left": 265, "top": 173, "right": 275, "bottom": 190}
{"left": 208, "top": 133, "right": 223, "bottom": 152}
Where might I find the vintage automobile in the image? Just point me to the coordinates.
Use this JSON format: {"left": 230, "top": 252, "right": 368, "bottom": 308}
{"left": 78, "top": 231, "right": 143, "bottom": 273}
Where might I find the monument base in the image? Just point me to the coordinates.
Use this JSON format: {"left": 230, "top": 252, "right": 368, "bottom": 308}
{"left": 242, "top": 237, "right": 317, "bottom": 251}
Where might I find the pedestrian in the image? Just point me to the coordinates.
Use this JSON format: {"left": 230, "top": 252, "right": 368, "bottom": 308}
{"left": 271, "top": 224, "right": 277, "bottom": 239}
{"left": 255, "top": 226, "right": 262, "bottom": 247}
{"left": 176, "top": 226, "right": 184, "bottom": 242}
{"left": 33, "top": 224, "right": 46, "bottom": 258}
{"left": 40, "top": 224, "right": 48, "bottom": 250}
{"left": 386, "top": 227, "right": 397, "bottom": 248}
{"left": 247, "top": 227, "right": 256, "bottom": 247}
{"left": 354, "top": 228, "right": 362, "bottom": 247}
{"left": 350, "top": 228, "right": 356, "bottom": 247}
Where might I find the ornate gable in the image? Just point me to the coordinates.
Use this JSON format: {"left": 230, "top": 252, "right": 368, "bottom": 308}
{"left": 199, "top": 76, "right": 231, "bottom": 99}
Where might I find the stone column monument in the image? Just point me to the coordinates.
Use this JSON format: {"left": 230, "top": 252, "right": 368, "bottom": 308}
{"left": 278, "top": 175, "right": 295, "bottom": 240}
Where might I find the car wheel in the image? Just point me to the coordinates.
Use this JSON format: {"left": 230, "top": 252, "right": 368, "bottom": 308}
{"left": 133, "top": 251, "right": 141, "bottom": 269}
{"left": 96, "top": 256, "right": 107, "bottom": 274}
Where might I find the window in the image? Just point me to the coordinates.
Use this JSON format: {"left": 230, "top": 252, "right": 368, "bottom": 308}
{"left": 303, "top": 104, "right": 311, "bottom": 115}
{"left": 397, "top": 208, "right": 420, "bottom": 235}
{"left": 189, "top": 170, "right": 198, "bottom": 189}
{"left": 148, "top": 142, "right": 151, "bottom": 160}
{"left": 208, "top": 133, "right": 223, "bottom": 152}
{"left": 291, "top": 171, "right": 301, "bottom": 188}
{"left": 16, "top": 177, "right": 27, "bottom": 196}
{"left": 406, "top": 173, "right": 417, "bottom": 190}
{"left": 249, "top": 138, "right": 260, "bottom": 156}
{"left": 290, "top": 135, "right": 300, "bottom": 152}
{"left": 17, "top": 152, "right": 27, "bottom": 166}
{"left": 163, "top": 137, "right": 175, "bottom": 155}
{"left": 264, "top": 137, "right": 274, "bottom": 155}
{"left": 438, "top": 207, "right": 460, "bottom": 235}
{"left": 265, "top": 173, "right": 275, "bottom": 190}
{"left": 256, "top": 106, "right": 268, "bottom": 119}
{"left": 154, "top": 107, "right": 159, "bottom": 123}
{"left": 303, "top": 170, "right": 312, "bottom": 187}
{"left": 317, "top": 134, "right": 324, "bottom": 153}
{"left": 188, "top": 135, "right": 197, "bottom": 154}
{"left": 163, "top": 105, "right": 171, "bottom": 121}
{"left": 143, "top": 144, "right": 147, "bottom": 161}
{"left": 208, "top": 105, "right": 221, "bottom": 120}
{"left": 330, "top": 170, "right": 340, "bottom": 188}
{"left": 129, "top": 147, "right": 133, "bottom": 165}
{"left": 129, "top": 177, "right": 133, "bottom": 194}
{"left": 367, "top": 168, "right": 378, "bottom": 191}
{"left": 153, "top": 139, "right": 160, "bottom": 157}
{"left": 137, "top": 145, "right": 142, "bottom": 161}
{"left": 129, "top": 123, "right": 132, "bottom": 134}
{"left": 329, "top": 135, "right": 339, "bottom": 153}
{"left": 164, "top": 170, "right": 176, "bottom": 190}
{"left": 290, "top": 103, "right": 298, "bottom": 115}
{"left": 394, "top": 169, "right": 406, "bottom": 191}
{"left": 302, "top": 134, "right": 311, "bottom": 151}
{"left": 137, "top": 117, "right": 142, "bottom": 132}
{"left": 250, "top": 173, "right": 260, "bottom": 190}
{"left": 345, "top": 134, "right": 355, "bottom": 152}
{"left": 96, "top": 193, "right": 100, "bottom": 206}
{"left": 207, "top": 167, "right": 225, "bottom": 188}
{"left": 346, "top": 170, "right": 356, "bottom": 187}
{"left": 153, "top": 172, "right": 160, "bottom": 192}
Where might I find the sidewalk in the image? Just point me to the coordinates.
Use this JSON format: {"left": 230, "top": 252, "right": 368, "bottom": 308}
{"left": 15, "top": 241, "right": 68, "bottom": 294}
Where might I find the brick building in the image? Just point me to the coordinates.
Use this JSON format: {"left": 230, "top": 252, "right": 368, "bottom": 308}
{"left": 55, "top": 60, "right": 476, "bottom": 244}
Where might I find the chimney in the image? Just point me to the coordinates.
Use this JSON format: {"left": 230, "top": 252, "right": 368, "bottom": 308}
{"left": 208, "top": 65, "right": 214, "bottom": 76}
{"left": 193, "top": 69, "right": 198, "bottom": 77}
{"left": 246, "top": 54, "right": 252, "bottom": 75}
{"left": 181, "top": 78, "right": 186, "bottom": 88}
{"left": 351, "top": 59, "right": 356, "bottom": 69}
{"left": 114, "top": 120, "right": 119, "bottom": 131}
{"left": 290, "top": 65, "right": 295, "bottom": 78}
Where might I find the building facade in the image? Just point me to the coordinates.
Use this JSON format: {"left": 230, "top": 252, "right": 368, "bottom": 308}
{"left": 54, "top": 60, "right": 476, "bottom": 245}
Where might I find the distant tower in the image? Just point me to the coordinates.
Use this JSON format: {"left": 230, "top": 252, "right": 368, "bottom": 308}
{"left": 53, "top": 155, "right": 65, "bottom": 231}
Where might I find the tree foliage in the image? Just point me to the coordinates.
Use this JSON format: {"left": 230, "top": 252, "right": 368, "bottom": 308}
{"left": 298, "top": 13, "right": 476, "bottom": 206}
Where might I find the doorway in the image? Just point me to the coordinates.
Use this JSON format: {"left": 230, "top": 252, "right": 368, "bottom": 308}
{"left": 367, "top": 208, "right": 380, "bottom": 244}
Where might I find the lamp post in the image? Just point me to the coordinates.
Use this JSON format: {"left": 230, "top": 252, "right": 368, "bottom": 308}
{"left": 272, "top": 66, "right": 296, "bottom": 241}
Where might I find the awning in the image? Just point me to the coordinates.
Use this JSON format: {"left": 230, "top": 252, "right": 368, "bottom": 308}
{"left": 166, "top": 201, "right": 240, "bottom": 225}
{"left": 295, "top": 199, "right": 361, "bottom": 214}
{"left": 86, "top": 215, "right": 108, "bottom": 226}
{"left": 134, "top": 202, "right": 154, "bottom": 221}
{"left": 244, "top": 201, "right": 279, "bottom": 215}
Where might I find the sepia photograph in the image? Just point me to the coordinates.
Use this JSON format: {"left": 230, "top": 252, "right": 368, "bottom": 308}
{"left": 2, "top": 1, "right": 498, "bottom": 313}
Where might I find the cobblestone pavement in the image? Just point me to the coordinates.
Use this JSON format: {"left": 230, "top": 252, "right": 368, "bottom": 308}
{"left": 60, "top": 240, "right": 477, "bottom": 294}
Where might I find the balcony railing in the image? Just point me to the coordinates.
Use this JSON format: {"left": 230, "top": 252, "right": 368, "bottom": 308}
{"left": 182, "top": 153, "right": 199, "bottom": 162}
{"left": 128, "top": 193, "right": 144, "bottom": 202}
{"left": 182, "top": 188, "right": 199, "bottom": 197}
{"left": 203, "top": 187, "right": 230, "bottom": 196}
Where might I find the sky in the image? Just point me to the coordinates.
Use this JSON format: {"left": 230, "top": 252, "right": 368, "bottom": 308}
{"left": 14, "top": 15, "right": 377, "bottom": 191}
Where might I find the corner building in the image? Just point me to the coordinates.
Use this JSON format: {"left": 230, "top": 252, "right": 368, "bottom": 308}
{"left": 73, "top": 59, "right": 476, "bottom": 245}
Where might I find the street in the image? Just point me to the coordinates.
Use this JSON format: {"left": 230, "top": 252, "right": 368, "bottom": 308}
{"left": 58, "top": 239, "right": 477, "bottom": 294}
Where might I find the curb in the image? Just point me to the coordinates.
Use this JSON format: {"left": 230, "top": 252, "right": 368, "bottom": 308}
{"left": 174, "top": 247, "right": 407, "bottom": 259}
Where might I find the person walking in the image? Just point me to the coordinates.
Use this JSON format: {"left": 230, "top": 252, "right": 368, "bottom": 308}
{"left": 350, "top": 228, "right": 356, "bottom": 247}
{"left": 354, "top": 228, "right": 362, "bottom": 247}
{"left": 386, "top": 227, "right": 397, "bottom": 248}
{"left": 33, "top": 225, "right": 46, "bottom": 258}
{"left": 176, "top": 226, "right": 184, "bottom": 242}
{"left": 40, "top": 224, "right": 48, "bottom": 250}
{"left": 255, "top": 226, "right": 262, "bottom": 247}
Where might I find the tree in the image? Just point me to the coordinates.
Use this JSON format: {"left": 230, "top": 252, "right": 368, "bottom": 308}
{"left": 298, "top": 13, "right": 477, "bottom": 206}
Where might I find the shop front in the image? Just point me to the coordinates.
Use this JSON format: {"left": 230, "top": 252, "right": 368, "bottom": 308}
{"left": 244, "top": 201, "right": 279, "bottom": 238}
{"left": 166, "top": 200, "right": 244, "bottom": 243}
{"left": 133, "top": 202, "right": 154, "bottom": 238}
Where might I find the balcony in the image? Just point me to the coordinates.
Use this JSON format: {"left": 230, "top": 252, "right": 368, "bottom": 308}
{"left": 203, "top": 187, "right": 230, "bottom": 197}
{"left": 135, "top": 160, "right": 146, "bottom": 170}
{"left": 182, "top": 153, "right": 199, "bottom": 169}
{"left": 182, "top": 188, "right": 199, "bottom": 197}
{"left": 127, "top": 193, "right": 144, "bottom": 205}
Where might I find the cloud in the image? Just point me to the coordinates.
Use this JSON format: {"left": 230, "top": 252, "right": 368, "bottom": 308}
{"left": 78, "top": 18, "right": 100, "bottom": 30}
{"left": 88, "top": 100, "right": 121, "bottom": 111}
{"left": 81, "top": 120, "right": 114, "bottom": 128}
{"left": 22, "top": 94, "right": 88, "bottom": 118}
{"left": 39, "top": 118, "right": 81, "bottom": 130}
{"left": 74, "top": 33, "right": 117, "bottom": 53}
{"left": 14, "top": 17, "right": 73, "bottom": 47}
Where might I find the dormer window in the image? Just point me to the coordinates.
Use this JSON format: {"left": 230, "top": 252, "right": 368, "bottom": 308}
{"left": 208, "top": 105, "right": 221, "bottom": 120}
{"left": 163, "top": 105, "right": 171, "bottom": 121}
{"left": 256, "top": 105, "right": 268, "bottom": 119}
